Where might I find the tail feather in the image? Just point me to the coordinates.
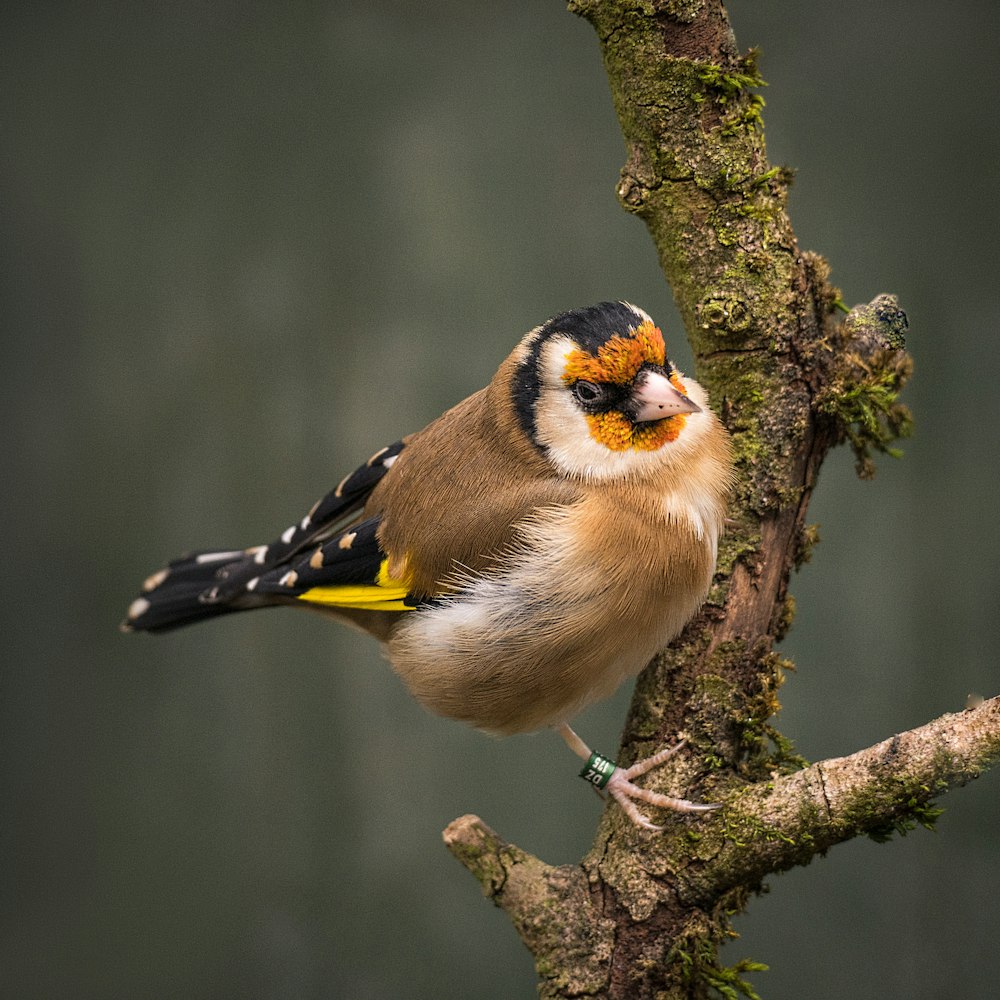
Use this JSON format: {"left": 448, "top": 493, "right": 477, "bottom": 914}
{"left": 123, "top": 438, "right": 410, "bottom": 635}
{"left": 121, "top": 549, "right": 274, "bottom": 633}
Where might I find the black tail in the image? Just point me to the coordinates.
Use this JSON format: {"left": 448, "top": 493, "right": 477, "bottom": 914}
{"left": 122, "top": 438, "right": 408, "bottom": 634}
{"left": 121, "top": 549, "right": 273, "bottom": 633}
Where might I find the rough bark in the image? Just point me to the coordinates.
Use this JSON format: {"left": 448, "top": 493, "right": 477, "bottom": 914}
{"left": 445, "top": 697, "right": 999, "bottom": 998}
{"left": 443, "top": 2, "right": 998, "bottom": 997}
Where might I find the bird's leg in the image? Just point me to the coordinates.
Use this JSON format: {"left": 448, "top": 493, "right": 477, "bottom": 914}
{"left": 558, "top": 722, "right": 719, "bottom": 832}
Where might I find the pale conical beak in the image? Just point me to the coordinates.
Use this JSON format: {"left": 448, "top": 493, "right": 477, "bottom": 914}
{"left": 631, "top": 369, "right": 702, "bottom": 423}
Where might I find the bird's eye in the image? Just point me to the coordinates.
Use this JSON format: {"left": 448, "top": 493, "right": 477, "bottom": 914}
{"left": 572, "top": 381, "right": 603, "bottom": 404}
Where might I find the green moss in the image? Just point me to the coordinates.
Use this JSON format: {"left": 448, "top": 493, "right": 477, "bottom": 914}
{"left": 715, "top": 525, "right": 761, "bottom": 578}
{"left": 794, "top": 523, "right": 821, "bottom": 568}
{"left": 715, "top": 225, "right": 739, "bottom": 247}
{"left": 695, "top": 51, "right": 767, "bottom": 107}
{"left": 720, "top": 94, "right": 766, "bottom": 136}
{"left": 704, "top": 958, "right": 769, "bottom": 1000}
{"left": 774, "top": 595, "right": 796, "bottom": 641}
{"left": 690, "top": 650, "right": 805, "bottom": 779}
{"left": 733, "top": 193, "right": 779, "bottom": 225}
{"left": 816, "top": 353, "right": 914, "bottom": 479}
{"left": 717, "top": 785, "right": 820, "bottom": 858}
{"left": 699, "top": 347, "right": 809, "bottom": 513}
{"left": 749, "top": 165, "right": 782, "bottom": 188}
{"left": 694, "top": 50, "right": 767, "bottom": 141}
{"left": 659, "top": 0, "right": 704, "bottom": 22}
{"left": 720, "top": 810, "right": 795, "bottom": 850}
{"left": 766, "top": 725, "right": 807, "bottom": 774}
{"left": 672, "top": 932, "right": 768, "bottom": 1000}
{"left": 699, "top": 295, "right": 752, "bottom": 334}
{"left": 866, "top": 784, "right": 947, "bottom": 843}
{"left": 811, "top": 296, "right": 913, "bottom": 478}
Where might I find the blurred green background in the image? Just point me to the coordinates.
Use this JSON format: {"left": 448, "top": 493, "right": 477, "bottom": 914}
{"left": 3, "top": 2, "right": 998, "bottom": 997}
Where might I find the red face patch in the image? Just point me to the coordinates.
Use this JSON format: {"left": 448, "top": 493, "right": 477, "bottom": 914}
{"left": 562, "top": 320, "right": 689, "bottom": 452}
{"left": 562, "top": 320, "right": 667, "bottom": 385}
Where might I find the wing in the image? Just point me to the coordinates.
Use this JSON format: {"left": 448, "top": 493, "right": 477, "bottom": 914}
{"left": 238, "top": 438, "right": 408, "bottom": 580}
{"left": 245, "top": 515, "right": 422, "bottom": 612}
{"left": 124, "top": 440, "right": 411, "bottom": 632}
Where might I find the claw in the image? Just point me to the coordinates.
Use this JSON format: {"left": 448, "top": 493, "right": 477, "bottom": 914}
{"left": 606, "top": 768, "right": 720, "bottom": 830}
{"left": 559, "top": 723, "right": 718, "bottom": 831}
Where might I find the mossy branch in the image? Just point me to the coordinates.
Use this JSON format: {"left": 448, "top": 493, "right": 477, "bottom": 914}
{"left": 689, "top": 695, "right": 1000, "bottom": 903}
{"left": 441, "top": 2, "right": 992, "bottom": 997}
{"left": 447, "top": 700, "right": 1000, "bottom": 997}
{"left": 816, "top": 294, "right": 914, "bottom": 478}
{"left": 443, "top": 815, "right": 615, "bottom": 999}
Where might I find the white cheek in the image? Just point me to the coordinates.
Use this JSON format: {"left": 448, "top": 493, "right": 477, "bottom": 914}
{"left": 533, "top": 386, "right": 608, "bottom": 475}
{"left": 532, "top": 338, "right": 665, "bottom": 481}
{"left": 531, "top": 338, "right": 723, "bottom": 485}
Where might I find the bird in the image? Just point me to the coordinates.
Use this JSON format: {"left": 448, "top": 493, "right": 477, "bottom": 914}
{"left": 123, "top": 301, "right": 733, "bottom": 829}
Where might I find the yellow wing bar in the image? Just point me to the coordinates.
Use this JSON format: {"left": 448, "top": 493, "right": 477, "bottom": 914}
{"left": 295, "top": 559, "right": 413, "bottom": 612}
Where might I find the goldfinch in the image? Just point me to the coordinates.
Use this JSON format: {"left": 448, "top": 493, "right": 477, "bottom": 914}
{"left": 124, "top": 302, "right": 733, "bottom": 829}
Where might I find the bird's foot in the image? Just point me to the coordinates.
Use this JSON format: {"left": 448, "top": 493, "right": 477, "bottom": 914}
{"left": 605, "top": 741, "right": 719, "bottom": 831}
{"left": 561, "top": 723, "right": 718, "bottom": 831}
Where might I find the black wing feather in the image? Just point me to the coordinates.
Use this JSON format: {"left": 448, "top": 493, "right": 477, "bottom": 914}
{"left": 242, "top": 516, "right": 421, "bottom": 608}
{"left": 123, "top": 440, "right": 407, "bottom": 632}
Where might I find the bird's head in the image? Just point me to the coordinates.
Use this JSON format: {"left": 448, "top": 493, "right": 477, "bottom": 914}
{"left": 510, "top": 302, "right": 713, "bottom": 481}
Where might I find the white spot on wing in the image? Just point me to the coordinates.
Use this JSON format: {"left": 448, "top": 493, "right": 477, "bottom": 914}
{"left": 195, "top": 550, "right": 243, "bottom": 564}
{"left": 281, "top": 526, "right": 296, "bottom": 544}
{"left": 142, "top": 568, "right": 168, "bottom": 592}
{"left": 279, "top": 570, "right": 298, "bottom": 587}
{"left": 246, "top": 577, "right": 260, "bottom": 591}
{"left": 128, "top": 597, "right": 150, "bottom": 620}
{"left": 382, "top": 454, "right": 397, "bottom": 469}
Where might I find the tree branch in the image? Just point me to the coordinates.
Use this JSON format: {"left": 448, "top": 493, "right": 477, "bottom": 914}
{"left": 677, "top": 694, "right": 1000, "bottom": 906}
{"left": 446, "top": 697, "right": 1000, "bottom": 996}
{"left": 443, "top": 816, "right": 613, "bottom": 998}
{"left": 440, "top": 1, "right": 994, "bottom": 996}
